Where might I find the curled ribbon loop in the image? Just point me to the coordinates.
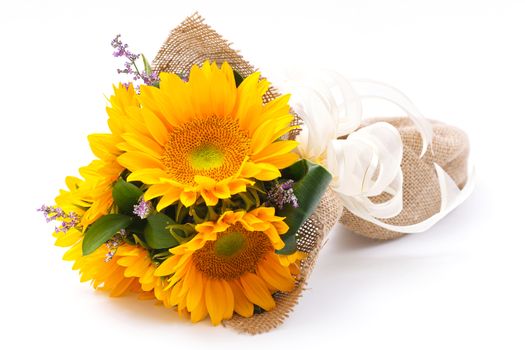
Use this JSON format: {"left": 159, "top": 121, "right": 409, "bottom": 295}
{"left": 327, "top": 122, "right": 404, "bottom": 219}
{"left": 350, "top": 79, "right": 433, "bottom": 157}
{"left": 286, "top": 72, "right": 475, "bottom": 233}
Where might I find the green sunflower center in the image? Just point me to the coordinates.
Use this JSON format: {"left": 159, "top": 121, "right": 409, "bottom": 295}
{"left": 214, "top": 231, "right": 246, "bottom": 257}
{"left": 189, "top": 144, "right": 225, "bottom": 170}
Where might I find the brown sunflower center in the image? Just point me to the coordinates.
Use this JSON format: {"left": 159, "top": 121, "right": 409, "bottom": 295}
{"left": 192, "top": 223, "right": 273, "bottom": 280}
{"left": 161, "top": 117, "right": 251, "bottom": 185}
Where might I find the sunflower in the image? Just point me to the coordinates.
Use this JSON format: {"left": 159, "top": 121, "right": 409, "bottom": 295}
{"left": 62, "top": 239, "right": 141, "bottom": 296}
{"left": 59, "top": 234, "right": 172, "bottom": 300}
{"left": 116, "top": 61, "right": 299, "bottom": 209}
{"left": 154, "top": 207, "right": 305, "bottom": 325}
{"left": 54, "top": 84, "right": 138, "bottom": 227}
{"left": 52, "top": 162, "right": 164, "bottom": 299}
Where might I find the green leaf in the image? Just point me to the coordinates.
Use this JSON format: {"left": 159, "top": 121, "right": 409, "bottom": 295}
{"left": 144, "top": 212, "right": 179, "bottom": 249}
{"left": 127, "top": 218, "right": 147, "bottom": 234}
{"left": 142, "top": 54, "right": 153, "bottom": 75}
{"left": 233, "top": 70, "right": 244, "bottom": 87}
{"left": 276, "top": 161, "right": 332, "bottom": 255}
{"left": 112, "top": 178, "right": 143, "bottom": 215}
{"left": 280, "top": 159, "right": 309, "bottom": 181}
{"left": 82, "top": 214, "right": 134, "bottom": 255}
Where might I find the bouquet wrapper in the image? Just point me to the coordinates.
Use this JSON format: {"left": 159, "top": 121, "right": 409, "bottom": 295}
{"left": 149, "top": 14, "right": 470, "bottom": 333}
{"left": 340, "top": 118, "right": 470, "bottom": 240}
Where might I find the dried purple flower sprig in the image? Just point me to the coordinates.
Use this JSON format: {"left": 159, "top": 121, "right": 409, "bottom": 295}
{"left": 104, "top": 229, "right": 127, "bottom": 263}
{"left": 38, "top": 205, "right": 80, "bottom": 234}
{"left": 267, "top": 180, "right": 299, "bottom": 210}
{"left": 111, "top": 34, "right": 159, "bottom": 91}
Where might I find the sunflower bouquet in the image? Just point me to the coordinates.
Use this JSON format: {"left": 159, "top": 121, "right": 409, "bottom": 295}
{"left": 41, "top": 14, "right": 473, "bottom": 334}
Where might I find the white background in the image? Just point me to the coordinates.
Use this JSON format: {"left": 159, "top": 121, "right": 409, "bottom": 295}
{"left": 1, "top": 0, "right": 524, "bottom": 349}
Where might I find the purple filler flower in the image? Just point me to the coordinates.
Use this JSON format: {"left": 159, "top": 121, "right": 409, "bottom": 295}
{"left": 38, "top": 205, "right": 80, "bottom": 233}
{"left": 267, "top": 180, "right": 299, "bottom": 210}
{"left": 104, "top": 229, "right": 127, "bottom": 263}
{"left": 133, "top": 197, "right": 153, "bottom": 219}
{"left": 111, "top": 34, "right": 159, "bottom": 91}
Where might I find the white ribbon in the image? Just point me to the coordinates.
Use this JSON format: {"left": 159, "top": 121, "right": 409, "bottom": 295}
{"left": 327, "top": 122, "right": 404, "bottom": 219}
{"left": 284, "top": 71, "right": 474, "bottom": 233}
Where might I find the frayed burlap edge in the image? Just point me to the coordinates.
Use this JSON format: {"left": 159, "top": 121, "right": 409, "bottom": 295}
{"left": 152, "top": 13, "right": 340, "bottom": 334}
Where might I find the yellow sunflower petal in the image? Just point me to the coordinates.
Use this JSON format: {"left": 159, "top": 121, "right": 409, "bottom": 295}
{"left": 180, "top": 190, "right": 197, "bottom": 207}
{"left": 142, "top": 108, "right": 170, "bottom": 145}
{"left": 155, "top": 256, "right": 179, "bottom": 277}
{"left": 156, "top": 187, "right": 183, "bottom": 211}
{"left": 190, "top": 298, "right": 209, "bottom": 323}
{"left": 186, "top": 270, "right": 204, "bottom": 312}
{"left": 250, "top": 118, "right": 280, "bottom": 154}
{"left": 213, "top": 182, "right": 230, "bottom": 199}
{"left": 257, "top": 256, "right": 295, "bottom": 292}
{"left": 220, "top": 280, "right": 235, "bottom": 319}
{"left": 143, "top": 183, "right": 174, "bottom": 201}
{"left": 121, "top": 132, "right": 164, "bottom": 158}
{"left": 118, "top": 151, "right": 163, "bottom": 171}
{"left": 239, "top": 161, "right": 261, "bottom": 178}
{"left": 205, "top": 278, "right": 227, "bottom": 325}
{"left": 228, "top": 179, "right": 252, "bottom": 195}
{"left": 234, "top": 72, "right": 262, "bottom": 130}
{"left": 159, "top": 72, "right": 193, "bottom": 124}
{"left": 230, "top": 280, "right": 254, "bottom": 318}
{"left": 54, "top": 228, "right": 82, "bottom": 247}
{"left": 88, "top": 134, "right": 120, "bottom": 160}
{"left": 252, "top": 163, "right": 281, "bottom": 181}
{"left": 251, "top": 140, "right": 299, "bottom": 162}
{"left": 240, "top": 273, "right": 276, "bottom": 311}
{"left": 257, "top": 152, "right": 300, "bottom": 169}
{"left": 201, "top": 188, "right": 219, "bottom": 206}
{"left": 127, "top": 168, "right": 167, "bottom": 184}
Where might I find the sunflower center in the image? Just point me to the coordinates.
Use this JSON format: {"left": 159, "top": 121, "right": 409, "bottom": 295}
{"left": 189, "top": 144, "right": 225, "bottom": 170}
{"left": 162, "top": 117, "right": 251, "bottom": 185}
{"left": 193, "top": 224, "right": 273, "bottom": 280}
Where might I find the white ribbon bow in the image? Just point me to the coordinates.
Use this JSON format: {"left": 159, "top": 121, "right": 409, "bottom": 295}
{"left": 285, "top": 71, "right": 474, "bottom": 233}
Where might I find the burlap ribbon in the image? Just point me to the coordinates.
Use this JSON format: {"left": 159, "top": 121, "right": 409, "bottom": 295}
{"left": 151, "top": 13, "right": 470, "bottom": 333}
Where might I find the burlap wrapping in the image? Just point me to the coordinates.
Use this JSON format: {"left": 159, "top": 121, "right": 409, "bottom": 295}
{"left": 152, "top": 13, "right": 280, "bottom": 105}
{"left": 340, "top": 117, "right": 470, "bottom": 239}
{"left": 152, "top": 13, "right": 342, "bottom": 334}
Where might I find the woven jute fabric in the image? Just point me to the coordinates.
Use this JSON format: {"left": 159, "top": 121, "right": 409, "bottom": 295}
{"left": 151, "top": 13, "right": 341, "bottom": 334}
{"left": 152, "top": 13, "right": 281, "bottom": 104}
{"left": 339, "top": 117, "right": 470, "bottom": 240}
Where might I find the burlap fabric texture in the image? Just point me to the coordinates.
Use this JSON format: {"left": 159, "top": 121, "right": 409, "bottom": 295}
{"left": 340, "top": 117, "right": 470, "bottom": 240}
{"left": 151, "top": 13, "right": 342, "bottom": 334}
